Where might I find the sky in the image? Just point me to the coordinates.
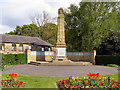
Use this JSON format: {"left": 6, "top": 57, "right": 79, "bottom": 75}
{"left": 0, "top": 0, "right": 81, "bottom": 34}
{"left": 0, "top": 0, "right": 119, "bottom": 34}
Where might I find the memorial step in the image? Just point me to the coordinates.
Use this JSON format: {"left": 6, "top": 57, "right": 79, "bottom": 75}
{"left": 29, "top": 61, "right": 93, "bottom": 66}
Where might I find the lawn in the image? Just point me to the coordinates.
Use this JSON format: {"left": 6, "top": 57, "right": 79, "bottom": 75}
{"left": 0, "top": 73, "right": 120, "bottom": 89}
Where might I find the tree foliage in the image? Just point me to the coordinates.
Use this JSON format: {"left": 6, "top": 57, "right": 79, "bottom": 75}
{"left": 6, "top": 24, "right": 40, "bottom": 37}
{"left": 65, "top": 2, "right": 119, "bottom": 52}
{"left": 96, "top": 32, "right": 120, "bottom": 55}
{"left": 30, "top": 11, "right": 57, "bottom": 38}
{"left": 6, "top": 23, "right": 57, "bottom": 45}
{"left": 41, "top": 23, "right": 57, "bottom": 45}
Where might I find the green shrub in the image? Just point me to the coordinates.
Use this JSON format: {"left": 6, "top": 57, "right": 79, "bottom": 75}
{"left": 4, "top": 54, "right": 15, "bottom": 65}
{"left": 0, "top": 53, "right": 4, "bottom": 71}
{"left": 3, "top": 54, "right": 27, "bottom": 66}
{"left": 95, "top": 55, "right": 120, "bottom": 65}
{"left": 107, "top": 64, "right": 118, "bottom": 67}
{"left": 16, "top": 54, "right": 27, "bottom": 64}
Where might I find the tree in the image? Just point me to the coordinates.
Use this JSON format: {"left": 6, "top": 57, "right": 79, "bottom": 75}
{"left": 6, "top": 23, "right": 57, "bottom": 45}
{"left": 30, "top": 11, "right": 57, "bottom": 38}
{"left": 65, "top": 1, "right": 119, "bottom": 52}
{"left": 41, "top": 23, "right": 57, "bottom": 45}
{"left": 6, "top": 24, "right": 40, "bottom": 37}
{"left": 96, "top": 32, "right": 120, "bottom": 55}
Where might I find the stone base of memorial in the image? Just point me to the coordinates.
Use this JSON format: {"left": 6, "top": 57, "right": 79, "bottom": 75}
{"left": 52, "top": 58, "right": 72, "bottom": 64}
{"left": 53, "top": 47, "right": 73, "bottom": 64}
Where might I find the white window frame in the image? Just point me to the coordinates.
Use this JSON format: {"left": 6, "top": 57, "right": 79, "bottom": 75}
{"left": 19, "top": 44, "right": 23, "bottom": 51}
{"left": 48, "top": 48, "right": 51, "bottom": 51}
{"left": 42, "top": 48, "right": 44, "bottom": 51}
{"left": 28, "top": 45, "right": 32, "bottom": 50}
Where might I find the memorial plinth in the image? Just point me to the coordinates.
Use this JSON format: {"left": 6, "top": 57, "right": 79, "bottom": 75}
{"left": 53, "top": 8, "right": 72, "bottom": 63}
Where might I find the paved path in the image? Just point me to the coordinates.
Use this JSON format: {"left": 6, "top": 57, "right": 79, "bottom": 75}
{"left": 2, "top": 64, "right": 120, "bottom": 77}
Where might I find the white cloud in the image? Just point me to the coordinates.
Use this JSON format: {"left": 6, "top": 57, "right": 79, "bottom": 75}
{"left": 0, "top": 0, "right": 81, "bottom": 34}
{"left": 0, "top": 24, "right": 14, "bottom": 34}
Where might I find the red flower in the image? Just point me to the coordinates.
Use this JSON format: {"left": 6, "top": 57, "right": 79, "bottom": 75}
{"left": 8, "top": 73, "right": 18, "bottom": 79}
{"left": 62, "top": 86, "right": 65, "bottom": 88}
{"left": 67, "top": 85, "right": 69, "bottom": 87}
{"left": 87, "top": 73, "right": 92, "bottom": 77}
{"left": 99, "top": 84, "right": 102, "bottom": 86}
{"left": 59, "top": 80, "right": 61, "bottom": 83}
{"left": 62, "top": 80, "right": 65, "bottom": 83}
{"left": 7, "top": 77, "right": 9, "bottom": 78}
{"left": 70, "top": 85, "right": 73, "bottom": 88}
{"left": 87, "top": 73, "right": 101, "bottom": 77}
{"left": 15, "top": 74, "right": 18, "bottom": 77}
{"left": 93, "top": 77, "right": 96, "bottom": 80}
{"left": 113, "top": 86, "right": 117, "bottom": 88}
{"left": 8, "top": 74, "right": 12, "bottom": 77}
{"left": 60, "top": 83, "right": 62, "bottom": 86}
{"left": 74, "top": 85, "right": 77, "bottom": 87}
{"left": 65, "top": 83, "right": 67, "bottom": 86}
{"left": 20, "top": 81, "right": 23, "bottom": 84}
{"left": 112, "top": 83, "right": 115, "bottom": 85}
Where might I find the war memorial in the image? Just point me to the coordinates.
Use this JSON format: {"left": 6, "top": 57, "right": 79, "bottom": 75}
{"left": 27, "top": 8, "right": 96, "bottom": 65}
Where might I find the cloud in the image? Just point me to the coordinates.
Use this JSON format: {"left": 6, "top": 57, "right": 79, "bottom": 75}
{"left": 0, "top": 0, "right": 81, "bottom": 34}
{"left": 0, "top": 24, "right": 14, "bottom": 34}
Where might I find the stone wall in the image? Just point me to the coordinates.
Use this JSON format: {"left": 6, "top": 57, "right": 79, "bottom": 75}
{"left": 27, "top": 50, "right": 96, "bottom": 64}
{"left": 27, "top": 50, "right": 54, "bottom": 63}
{"left": 67, "top": 51, "right": 96, "bottom": 64}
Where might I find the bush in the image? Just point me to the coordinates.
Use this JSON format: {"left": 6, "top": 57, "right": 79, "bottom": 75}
{"left": 4, "top": 54, "right": 15, "bottom": 65}
{"left": 15, "top": 54, "right": 27, "bottom": 64}
{"left": 107, "top": 64, "right": 118, "bottom": 67}
{"left": 95, "top": 55, "right": 120, "bottom": 65}
{"left": 3, "top": 54, "right": 27, "bottom": 66}
{"left": 0, "top": 53, "right": 4, "bottom": 71}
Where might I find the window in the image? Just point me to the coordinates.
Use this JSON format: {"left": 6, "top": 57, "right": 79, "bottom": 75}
{"left": 19, "top": 44, "right": 23, "bottom": 51}
{"left": 48, "top": 48, "right": 51, "bottom": 51}
{"left": 0, "top": 44, "right": 3, "bottom": 51}
{"left": 12, "top": 43, "right": 16, "bottom": 51}
{"left": 28, "top": 45, "right": 32, "bottom": 50}
{"left": 42, "top": 48, "right": 44, "bottom": 51}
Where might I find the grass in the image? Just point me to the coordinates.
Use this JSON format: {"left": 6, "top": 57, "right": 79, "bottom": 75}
{"left": 1, "top": 74, "right": 120, "bottom": 88}
{"left": 1, "top": 74, "right": 67, "bottom": 88}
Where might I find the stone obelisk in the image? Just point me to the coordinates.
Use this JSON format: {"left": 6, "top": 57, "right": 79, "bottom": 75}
{"left": 53, "top": 8, "right": 71, "bottom": 63}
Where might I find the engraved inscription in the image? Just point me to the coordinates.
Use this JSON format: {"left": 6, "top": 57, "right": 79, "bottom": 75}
{"left": 57, "top": 48, "right": 65, "bottom": 57}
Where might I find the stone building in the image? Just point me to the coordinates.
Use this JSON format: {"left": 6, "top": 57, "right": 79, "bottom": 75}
{"left": 0, "top": 34, "right": 54, "bottom": 54}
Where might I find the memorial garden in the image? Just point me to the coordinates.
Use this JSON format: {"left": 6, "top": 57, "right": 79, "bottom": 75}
{"left": 0, "top": 1, "right": 120, "bottom": 89}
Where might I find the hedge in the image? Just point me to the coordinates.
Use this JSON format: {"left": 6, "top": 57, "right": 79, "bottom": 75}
{"left": 95, "top": 55, "right": 120, "bottom": 65}
{"left": 3, "top": 54, "right": 27, "bottom": 66}
{"left": 0, "top": 53, "right": 4, "bottom": 71}
{"left": 15, "top": 54, "right": 27, "bottom": 64}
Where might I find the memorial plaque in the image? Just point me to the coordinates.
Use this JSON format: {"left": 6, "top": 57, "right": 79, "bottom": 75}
{"left": 57, "top": 48, "right": 65, "bottom": 57}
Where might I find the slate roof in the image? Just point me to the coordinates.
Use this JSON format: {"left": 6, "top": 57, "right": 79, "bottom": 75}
{"left": 0, "top": 34, "right": 54, "bottom": 47}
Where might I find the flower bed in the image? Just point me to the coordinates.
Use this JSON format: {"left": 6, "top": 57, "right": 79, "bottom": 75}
{"left": 0, "top": 73, "right": 25, "bottom": 88}
{"left": 57, "top": 73, "right": 120, "bottom": 89}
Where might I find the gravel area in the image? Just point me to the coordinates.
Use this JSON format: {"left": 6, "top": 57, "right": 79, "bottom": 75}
{"left": 2, "top": 64, "right": 120, "bottom": 77}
